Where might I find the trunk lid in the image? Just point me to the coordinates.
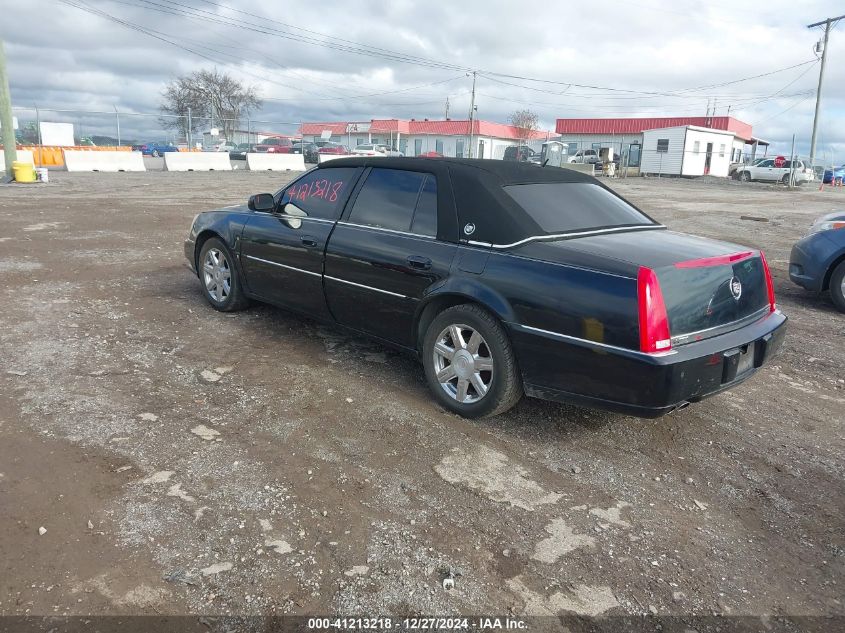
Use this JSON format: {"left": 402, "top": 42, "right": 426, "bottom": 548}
{"left": 512, "top": 229, "right": 771, "bottom": 345}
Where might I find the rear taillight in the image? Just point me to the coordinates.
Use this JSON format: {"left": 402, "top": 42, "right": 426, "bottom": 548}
{"left": 759, "top": 251, "right": 777, "bottom": 313}
{"left": 638, "top": 266, "right": 672, "bottom": 353}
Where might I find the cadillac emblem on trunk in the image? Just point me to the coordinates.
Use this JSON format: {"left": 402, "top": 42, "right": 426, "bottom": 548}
{"left": 730, "top": 276, "right": 743, "bottom": 300}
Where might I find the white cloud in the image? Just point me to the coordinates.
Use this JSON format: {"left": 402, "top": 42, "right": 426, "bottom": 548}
{"left": 5, "top": 0, "right": 844, "bottom": 160}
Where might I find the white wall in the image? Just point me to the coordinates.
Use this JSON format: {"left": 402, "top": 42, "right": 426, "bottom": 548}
{"left": 640, "top": 127, "right": 688, "bottom": 175}
{"left": 681, "top": 129, "right": 734, "bottom": 177}
{"left": 552, "top": 133, "right": 644, "bottom": 155}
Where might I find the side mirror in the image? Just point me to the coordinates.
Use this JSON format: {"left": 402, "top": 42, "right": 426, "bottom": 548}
{"left": 248, "top": 193, "right": 275, "bottom": 211}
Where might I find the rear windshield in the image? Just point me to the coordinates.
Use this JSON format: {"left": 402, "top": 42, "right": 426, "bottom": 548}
{"left": 503, "top": 182, "right": 655, "bottom": 234}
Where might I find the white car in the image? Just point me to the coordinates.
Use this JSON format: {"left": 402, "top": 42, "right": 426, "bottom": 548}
{"left": 352, "top": 143, "right": 403, "bottom": 157}
{"left": 568, "top": 149, "right": 600, "bottom": 164}
{"left": 738, "top": 159, "right": 815, "bottom": 185}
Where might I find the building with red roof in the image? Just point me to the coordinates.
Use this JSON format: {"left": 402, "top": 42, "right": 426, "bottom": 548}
{"left": 298, "top": 118, "right": 551, "bottom": 158}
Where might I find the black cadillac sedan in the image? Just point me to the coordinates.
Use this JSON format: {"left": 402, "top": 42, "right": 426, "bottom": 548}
{"left": 184, "top": 158, "right": 787, "bottom": 418}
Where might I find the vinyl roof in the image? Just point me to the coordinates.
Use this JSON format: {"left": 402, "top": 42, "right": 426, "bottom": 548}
{"left": 317, "top": 157, "right": 604, "bottom": 245}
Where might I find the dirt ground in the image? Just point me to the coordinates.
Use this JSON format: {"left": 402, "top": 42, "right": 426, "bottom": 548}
{"left": 0, "top": 171, "right": 842, "bottom": 628}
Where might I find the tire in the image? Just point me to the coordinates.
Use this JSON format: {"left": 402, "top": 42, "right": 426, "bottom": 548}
{"left": 829, "top": 260, "right": 845, "bottom": 314}
{"left": 422, "top": 304, "right": 522, "bottom": 418}
{"left": 152, "top": 150, "right": 160, "bottom": 158}
{"left": 740, "top": 171, "right": 751, "bottom": 182}
{"left": 781, "top": 174, "right": 790, "bottom": 185}
{"left": 197, "top": 237, "right": 249, "bottom": 312}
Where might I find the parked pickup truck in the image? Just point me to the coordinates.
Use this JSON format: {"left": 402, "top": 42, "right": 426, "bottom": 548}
{"left": 254, "top": 137, "right": 293, "bottom": 153}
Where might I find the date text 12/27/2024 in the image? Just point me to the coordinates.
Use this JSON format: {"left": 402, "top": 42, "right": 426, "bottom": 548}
{"left": 307, "top": 617, "right": 528, "bottom": 630}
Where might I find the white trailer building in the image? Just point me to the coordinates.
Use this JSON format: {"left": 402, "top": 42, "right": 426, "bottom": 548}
{"left": 640, "top": 125, "right": 738, "bottom": 177}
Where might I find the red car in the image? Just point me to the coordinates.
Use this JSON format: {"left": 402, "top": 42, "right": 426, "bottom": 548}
{"left": 254, "top": 137, "right": 293, "bottom": 153}
{"left": 419, "top": 151, "right": 444, "bottom": 157}
{"left": 317, "top": 142, "right": 350, "bottom": 155}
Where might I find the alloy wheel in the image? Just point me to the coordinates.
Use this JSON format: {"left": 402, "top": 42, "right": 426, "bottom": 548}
{"left": 202, "top": 248, "right": 232, "bottom": 303}
{"left": 432, "top": 323, "right": 494, "bottom": 404}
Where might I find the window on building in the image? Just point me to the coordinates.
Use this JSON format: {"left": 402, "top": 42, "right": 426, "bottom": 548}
{"left": 693, "top": 141, "right": 700, "bottom": 154}
{"left": 414, "top": 139, "right": 423, "bottom": 156}
{"left": 356, "top": 138, "right": 365, "bottom": 146}
{"left": 456, "top": 138, "right": 464, "bottom": 158}
{"left": 656, "top": 139, "right": 670, "bottom": 153}
{"left": 435, "top": 139, "right": 444, "bottom": 155}
{"left": 348, "top": 168, "right": 427, "bottom": 233}
{"left": 628, "top": 143, "right": 641, "bottom": 167}
{"left": 719, "top": 144, "right": 726, "bottom": 157}
{"left": 399, "top": 139, "right": 408, "bottom": 155}
{"left": 591, "top": 143, "right": 602, "bottom": 151}
{"left": 566, "top": 142, "right": 578, "bottom": 155}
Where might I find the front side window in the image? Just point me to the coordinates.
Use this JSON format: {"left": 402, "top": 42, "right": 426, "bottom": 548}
{"left": 503, "top": 182, "right": 655, "bottom": 235}
{"left": 349, "top": 168, "right": 436, "bottom": 235}
{"left": 280, "top": 167, "right": 358, "bottom": 221}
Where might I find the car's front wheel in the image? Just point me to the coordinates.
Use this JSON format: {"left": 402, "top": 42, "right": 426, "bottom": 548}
{"left": 422, "top": 304, "right": 522, "bottom": 418}
{"left": 740, "top": 171, "right": 751, "bottom": 182}
{"left": 829, "top": 260, "right": 845, "bottom": 313}
{"left": 198, "top": 238, "right": 249, "bottom": 312}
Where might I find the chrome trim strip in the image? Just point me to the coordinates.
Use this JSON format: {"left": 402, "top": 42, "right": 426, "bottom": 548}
{"left": 469, "top": 225, "right": 666, "bottom": 250}
{"left": 516, "top": 324, "right": 677, "bottom": 358}
{"left": 243, "top": 255, "right": 321, "bottom": 277}
{"left": 324, "top": 275, "right": 408, "bottom": 299}
{"left": 336, "top": 221, "right": 435, "bottom": 240}
{"left": 671, "top": 305, "right": 771, "bottom": 344}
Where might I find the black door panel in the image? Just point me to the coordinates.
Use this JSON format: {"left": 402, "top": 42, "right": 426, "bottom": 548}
{"left": 324, "top": 224, "right": 456, "bottom": 347}
{"left": 240, "top": 215, "right": 333, "bottom": 318}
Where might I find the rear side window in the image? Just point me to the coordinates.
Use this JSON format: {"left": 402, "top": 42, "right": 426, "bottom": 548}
{"left": 503, "top": 182, "right": 654, "bottom": 234}
{"left": 349, "top": 168, "right": 437, "bottom": 235}
{"left": 280, "top": 167, "right": 358, "bottom": 220}
{"left": 411, "top": 175, "right": 437, "bottom": 236}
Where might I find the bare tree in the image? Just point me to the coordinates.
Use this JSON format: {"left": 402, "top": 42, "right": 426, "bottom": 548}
{"left": 160, "top": 69, "right": 261, "bottom": 143}
{"left": 509, "top": 109, "right": 540, "bottom": 148}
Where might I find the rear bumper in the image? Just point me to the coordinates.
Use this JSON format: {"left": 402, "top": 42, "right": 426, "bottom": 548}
{"left": 510, "top": 310, "right": 787, "bottom": 418}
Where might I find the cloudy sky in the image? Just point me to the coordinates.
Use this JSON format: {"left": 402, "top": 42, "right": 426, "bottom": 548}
{"left": 4, "top": 0, "right": 844, "bottom": 161}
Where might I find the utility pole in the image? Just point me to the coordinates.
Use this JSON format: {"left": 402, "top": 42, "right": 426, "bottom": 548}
{"left": 807, "top": 14, "right": 844, "bottom": 169}
{"left": 444, "top": 96, "right": 450, "bottom": 119}
{"left": 467, "top": 71, "right": 477, "bottom": 158}
{"left": 0, "top": 39, "right": 17, "bottom": 177}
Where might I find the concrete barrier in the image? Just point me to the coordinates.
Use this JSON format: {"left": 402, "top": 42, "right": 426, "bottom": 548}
{"left": 63, "top": 150, "right": 146, "bottom": 172}
{"left": 246, "top": 153, "right": 306, "bottom": 171}
{"left": 560, "top": 163, "right": 595, "bottom": 176}
{"left": 15, "top": 150, "right": 34, "bottom": 165}
{"left": 317, "top": 153, "right": 353, "bottom": 164}
{"left": 164, "top": 152, "right": 232, "bottom": 171}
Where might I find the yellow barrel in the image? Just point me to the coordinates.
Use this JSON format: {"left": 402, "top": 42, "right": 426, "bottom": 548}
{"left": 12, "top": 161, "right": 37, "bottom": 183}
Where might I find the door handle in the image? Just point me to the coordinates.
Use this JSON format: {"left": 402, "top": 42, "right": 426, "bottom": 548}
{"left": 301, "top": 236, "right": 318, "bottom": 247}
{"left": 407, "top": 255, "right": 432, "bottom": 270}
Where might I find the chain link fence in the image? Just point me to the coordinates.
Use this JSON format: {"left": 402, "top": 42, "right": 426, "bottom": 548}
{"left": 8, "top": 106, "right": 302, "bottom": 151}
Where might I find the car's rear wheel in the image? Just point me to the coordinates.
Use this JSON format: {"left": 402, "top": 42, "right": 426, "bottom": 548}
{"left": 781, "top": 174, "right": 791, "bottom": 185}
{"left": 740, "top": 171, "right": 751, "bottom": 182}
{"left": 198, "top": 238, "right": 249, "bottom": 312}
{"left": 829, "top": 261, "right": 845, "bottom": 313}
{"left": 152, "top": 150, "right": 160, "bottom": 158}
{"left": 422, "top": 304, "right": 522, "bottom": 418}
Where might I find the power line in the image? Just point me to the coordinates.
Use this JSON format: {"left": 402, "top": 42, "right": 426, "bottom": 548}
{"left": 92, "top": 0, "right": 825, "bottom": 101}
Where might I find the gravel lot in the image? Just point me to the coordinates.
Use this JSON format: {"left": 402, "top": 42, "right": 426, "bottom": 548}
{"left": 0, "top": 171, "right": 842, "bottom": 628}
